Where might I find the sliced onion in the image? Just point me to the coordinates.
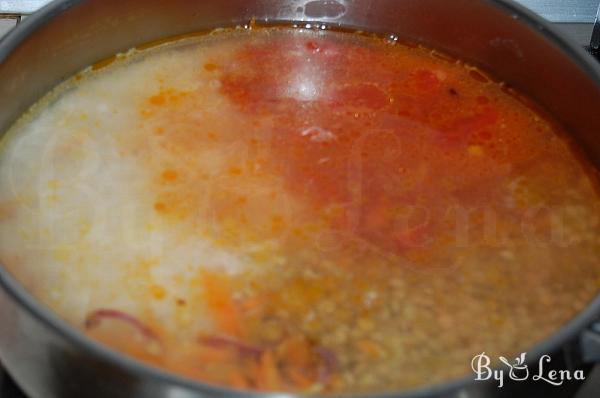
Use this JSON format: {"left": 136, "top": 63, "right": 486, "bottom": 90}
{"left": 84, "top": 309, "right": 159, "bottom": 341}
{"left": 315, "top": 347, "right": 338, "bottom": 384}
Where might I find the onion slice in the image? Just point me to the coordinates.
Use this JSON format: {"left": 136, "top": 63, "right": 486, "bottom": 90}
{"left": 84, "top": 309, "right": 159, "bottom": 341}
{"left": 315, "top": 347, "right": 338, "bottom": 385}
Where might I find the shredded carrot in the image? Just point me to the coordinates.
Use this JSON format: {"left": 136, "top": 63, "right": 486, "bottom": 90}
{"left": 239, "top": 294, "right": 269, "bottom": 314}
{"left": 200, "top": 270, "right": 242, "bottom": 337}
{"left": 357, "top": 339, "right": 382, "bottom": 358}
{"left": 256, "top": 350, "right": 282, "bottom": 390}
{"left": 197, "top": 346, "right": 237, "bottom": 363}
{"left": 286, "top": 367, "right": 314, "bottom": 389}
{"left": 279, "top": 336, "right": 313, "bottom": 369}
{"left": 229, "top": 371, "right": 249, "bottom": 389}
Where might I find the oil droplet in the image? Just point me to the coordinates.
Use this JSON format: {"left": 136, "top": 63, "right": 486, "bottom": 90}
{"left": 204, "top": 63, "right": 218, "bottom": 72}
{"left": 161, "top": 169, "right": 179, "bottom": 183}
{"left": 150, "top": 285, "right": 167, "bottom": 300}
{"left": 154, "top": 202, "right": 168, "bottom": 213}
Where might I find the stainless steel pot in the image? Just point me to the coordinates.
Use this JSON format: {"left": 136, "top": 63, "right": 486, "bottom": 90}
{"left": 1, "top": 1, "right": 600, "bottom": 397}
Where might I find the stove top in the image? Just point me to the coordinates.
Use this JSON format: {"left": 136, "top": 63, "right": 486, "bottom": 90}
{"left": 1, "top": 1, "right": 599, "bottom": 397}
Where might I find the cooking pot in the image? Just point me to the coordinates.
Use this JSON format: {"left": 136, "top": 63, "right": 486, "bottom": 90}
{"left": 1, "top": 1, "right": 600, "bottom": 397}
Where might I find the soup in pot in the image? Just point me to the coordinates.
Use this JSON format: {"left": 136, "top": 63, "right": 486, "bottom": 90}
{"left": 0, "top": 27, "right": 599, "bottom": 394}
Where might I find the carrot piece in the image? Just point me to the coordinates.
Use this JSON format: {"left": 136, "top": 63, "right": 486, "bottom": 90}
{"left": 256, "top": 350, "right": 282, "bottom": 390}
{"left": 239, "top": 294, "right": 267, "bottom": 314}
{"left": 286, "top": 367, "right": 314, "bottom": 389}
{"left": 197, "top": 346, "right": 236, "bottom": 363}
{"left": 280, "top": 336, "right": 313, "bottom": 369}
{"left": 228, "top": 371, "right": 250, "bottom": 389}
{"left": 200, "top": 270, "right": 242, "bottom": 337}
{"left": 356, "top": 339, "right": 382, "bottom": 358}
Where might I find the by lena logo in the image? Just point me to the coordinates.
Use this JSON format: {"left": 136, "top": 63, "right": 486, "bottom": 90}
{"left": 471, "top": 352, "right": 585, "bottom": 388}
{"left": 498, "top": 352, "right": 529, "bottom": 381}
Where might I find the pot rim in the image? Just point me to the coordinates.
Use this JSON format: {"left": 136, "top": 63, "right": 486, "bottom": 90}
{"left": 1, "top": 0, "right": 600, "bottom": 397}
